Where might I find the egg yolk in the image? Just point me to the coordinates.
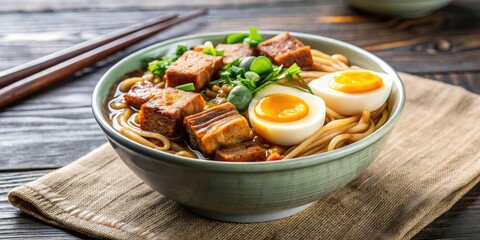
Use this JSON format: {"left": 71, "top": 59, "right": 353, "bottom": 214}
{"left": 254, "top": 94, "right": 308, "bottom": 123}
{"left": 329, "top": 71, "right": 383, "bottom": 93}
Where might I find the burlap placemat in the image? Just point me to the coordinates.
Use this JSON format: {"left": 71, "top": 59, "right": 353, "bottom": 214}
{"left": 8, "top": 73, "right": 480, "bottom": 240}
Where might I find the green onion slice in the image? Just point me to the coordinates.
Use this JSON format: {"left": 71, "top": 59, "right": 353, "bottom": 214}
{"left": 226, "top": 33, "right": 249, "bottom": 44}
{"left": 250, "top": 56, "right": 273, "bottom": 74}
{"left": 175, "top": 83, "right": 195, "bottom": 91}
{"left": 248, "top": 26, "right": 262, "bottom": 42}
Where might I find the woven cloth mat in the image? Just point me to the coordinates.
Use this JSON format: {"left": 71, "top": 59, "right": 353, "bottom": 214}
{"left": 8, "top": 73, "right": 480, "bottom": 240}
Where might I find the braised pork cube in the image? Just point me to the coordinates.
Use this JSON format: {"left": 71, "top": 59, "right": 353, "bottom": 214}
{"left": 184, "top": 102, "right": 253, "bottom": 156}
{"left": 215, "top": 141, "right": 266, "bottom": 162}
{"left": 257, "top": 32, "right": 313, "bottom": 67}
{"left": 165, "top": 50, "right": 223, "bottom": 90}
{"left": 216, "top": 43, "right": 255, "bottom": 64}
{"left": 124, "top": 80, "right": 161, "bottom": 109}
{"left": 139, "top": 88, "right": 206, "bottom": 137}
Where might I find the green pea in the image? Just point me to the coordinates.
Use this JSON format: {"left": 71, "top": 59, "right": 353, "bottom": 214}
{"left": 250, "top": 56, "right": 273, "bottom": 75}
{"left": 239, "top": 56, "right": 256, "bottom": 70}
{"left": 227, "top": 85, "right": 253, "bottom": 112}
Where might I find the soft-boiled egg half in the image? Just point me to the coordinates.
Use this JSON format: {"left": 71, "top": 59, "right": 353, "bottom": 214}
{"left": 309, "top": 70, "right": 393, "bottom": 116}
{"left": 248, "top": 85, "right": 326, "bottom": 146}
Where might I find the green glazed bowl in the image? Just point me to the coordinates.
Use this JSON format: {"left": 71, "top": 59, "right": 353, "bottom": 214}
{"left": 92, "top": 31, "right": 405, "bottom": 222}
{"left": 347, "top": 0, "right": 452, "bottom": 18}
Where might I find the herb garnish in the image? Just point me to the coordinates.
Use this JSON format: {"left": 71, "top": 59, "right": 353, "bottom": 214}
{"left": 147, "top": 45, "right": 188, "bottom": 77}
{"left": 211, "top": 56, "right": 313, "bottom": 94}
{"left": 210, "top": 56, "right": 313, "bottom": 111}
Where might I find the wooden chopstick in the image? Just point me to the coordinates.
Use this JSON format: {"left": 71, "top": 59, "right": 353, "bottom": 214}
{"left": 0, "top": 13, "right": 179, "bottom": 89}
{"left": 0, "top": 8, "right": 208, "bottom": 109}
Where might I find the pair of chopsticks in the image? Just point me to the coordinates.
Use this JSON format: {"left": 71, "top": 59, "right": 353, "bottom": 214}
{"left": 0, "top": 8, "right": 208, "bottom": 109}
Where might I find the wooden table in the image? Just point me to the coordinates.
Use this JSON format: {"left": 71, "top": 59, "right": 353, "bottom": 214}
{"left": 0, "top": 0, "right": 478, "bottom": 238}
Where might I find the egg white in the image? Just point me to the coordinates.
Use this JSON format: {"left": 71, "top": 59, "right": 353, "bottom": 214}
{"left": 248, "top": 85, "right": 326, "bottom": 146}
{"left": 308, "top": 70, "right": 393, "bottom": 116}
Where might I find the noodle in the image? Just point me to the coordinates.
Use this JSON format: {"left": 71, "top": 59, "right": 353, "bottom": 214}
{"left": 175, "top": 151, "right": 197, "bottom": 158}
{"left": 110, "top": 101, "right": 128, "bottom": 110}
{"left": 156, "top": 80, "right": 166, "bottom": 87}
{"left": 284, "top": 115, "right": 359, "bottom": 158}
{"left": 375, "top": 109, "right": 389, "bottom": 130}
{"left": 347, "top": 122, "right": 369, "bottom": 133}
{"left": 328, "top": 133, "right": 352, "bottom": 151}
{"left": 311, "top": 49, "right": 350, "bottom": 71}
{"left": 284, "top": 107, "right": 388, "bottom": 159}
{"left": 297, "top": 71, "right": 327, "bottom": 81}
{"left": 332, "top": 54, "right": 349, "bottom": 65}
{"left": 326, "top": 107, "right": 346, "bottom": 120}
{"left": 118, "top": 127, "right": 159, "bottom": 149}
{"left": 313, "top": 56, "right": 344, "bottom": 71}
{"left": 142, "top": 71, "right": 155, "bottom": 81}
{"left": 301, "top": 122, "right": 358, "bottom": 153}
{"left": 349, "top": 120, "right": 375, "bottom": 141}
{"left": 312, "top": 61, "right": 338, "bottom": 72}
{"left": 119, "top": 77, "right": 143, "bottom": 92}
{"left": 371, "top": 103, "right": 387, "bottom": 119}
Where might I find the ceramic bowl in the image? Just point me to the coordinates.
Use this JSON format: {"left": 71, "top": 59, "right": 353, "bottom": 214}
{"left": 92, "top": 31, "right": 405, "bottom": 222}
{"left": 347, "top": 0, "right": 452, "bottom": 18}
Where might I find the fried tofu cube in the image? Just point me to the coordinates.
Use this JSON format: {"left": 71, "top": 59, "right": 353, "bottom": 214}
{"left": 184, "top": 102, "right": 253, "bottom": 156}
{"left": 165, "top": 50, "right": 223, "bottom": 90}
{"left": 124, "top": 80, "right": 161, "bottom": 109}
{"left": 139, "top": 88, "right": 206, "bottom": 137}
{"left": 257, "top": 32, "right": 313, "bottom": 67}
{"left": 216, "top": 43, "right": 255, "bottom": 64}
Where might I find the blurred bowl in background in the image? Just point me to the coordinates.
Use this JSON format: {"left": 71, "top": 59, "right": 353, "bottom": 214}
{"left": 346, "top": 0, "right": 453, "bottom": 18}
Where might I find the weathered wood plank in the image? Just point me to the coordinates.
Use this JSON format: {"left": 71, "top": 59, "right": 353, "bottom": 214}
{"left": 414, "top": 183, "right": 480, "bottom": 239}
{"left": 417, "top": 71, "right": 480, "bottom": 94}
{"left": 0, "top": 170, "right": 478, "bottom": 239}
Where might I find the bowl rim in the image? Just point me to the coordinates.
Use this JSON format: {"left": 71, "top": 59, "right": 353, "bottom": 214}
{"left": 92, "top": 30, "right": 406, "bottom": 172}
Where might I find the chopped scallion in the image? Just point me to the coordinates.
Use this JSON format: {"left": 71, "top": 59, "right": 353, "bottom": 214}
{"left": 243, "top": 26, "right": 262, "bottom": 46}
{"left": 175, "top": 83, "right": 195, "bottom": 91}
{"left": 226, "top": 26, "right": 263, "bottom": 46}
{"left": 250, "top": 56, "right": 273, "bottom": 74}
{"left": 226, "top": 33, "right": 249, "bottom": 44}
{"left": 203, "top": 47, "right": 224, "bottom": 56}
{"left": 239, "top": 56, "right": 256, "bottom": 70}
{"left": 245, "top": 71, "right": 260, "bottom": 83}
